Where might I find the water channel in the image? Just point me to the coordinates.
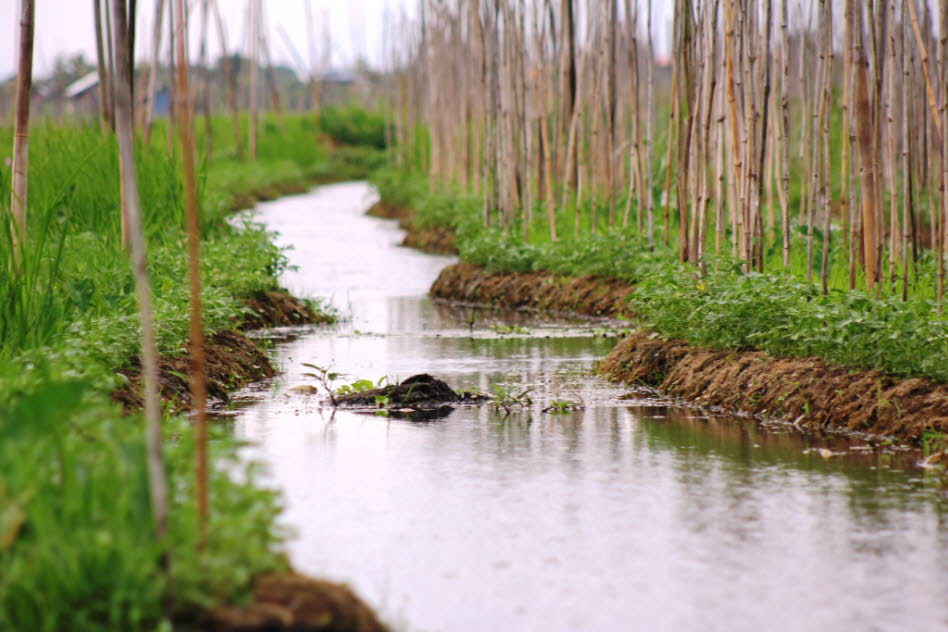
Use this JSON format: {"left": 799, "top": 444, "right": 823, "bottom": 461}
{"left": 221, "top": 181, "right": 948, "bottom": 632}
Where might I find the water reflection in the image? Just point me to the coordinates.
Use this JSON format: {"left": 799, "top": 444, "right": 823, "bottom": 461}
{"left": 225, "top": 182, "right": 948, "bottom": 632}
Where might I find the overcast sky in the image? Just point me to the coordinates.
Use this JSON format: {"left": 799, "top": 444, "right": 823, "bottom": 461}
{"left": 0, "top": 0, "right": 411, "bottom": 81}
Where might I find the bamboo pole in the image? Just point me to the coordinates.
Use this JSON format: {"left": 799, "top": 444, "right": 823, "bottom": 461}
{"left": 939, "top": 0, "right": 948, "bottom": 307}
{"left": 93, "top": 0, "right": 113, "bottom": 131}
{"left": 173, "top": 0, "right": 209, "bottom": 545}
{"left": 247, "top": 0, "right": 259, "bottom": 161}
{"left": 723, "top": 0, "right": 743, "bottom": 263}
{"left": 10, "top": 0, "right": 35, "bottom": 267}
{"left": 906, "top": 0, "right": 943, "bottom": 143}
{"left": 779, "top": 0, "right": 791, "bottom": 268}
{"left": 818, "top": 0, "right": 833, "bottom": 293}
{"left": 901, "top": 0, "right": 911, "bottom": 300}
{"left": 854, "top": 0, "right": 880, "bottom": 289}
{"left": 143, "top": 0, "right": 166, "bottom": 143}
{"left": 111, "top": 0, "right": 169, "bottom": 548}
{"left": 212, "top": 0, "right": 244, "bottom": 161}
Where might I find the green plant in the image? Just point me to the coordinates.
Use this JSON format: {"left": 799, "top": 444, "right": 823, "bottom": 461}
{"left": 489, "top": 384, "right": 534, "bottom": 416}
{"left": 301, "top": 364, "right": 344, "bottom": 406}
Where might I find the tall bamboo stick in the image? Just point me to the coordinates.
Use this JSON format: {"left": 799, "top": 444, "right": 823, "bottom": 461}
{"left": 212, "top": 0, "right": 244, "bottom": 161}
{"left": 10, "top": 0, "right": 35, "bottom": 267}
{"left": 111, "top": 0, "right": 169, "bottom": 547}
{"left": 854, "top": 0, "right": 880, "bottom": 289}
{"left": 93, "top": 0, "right": 113, "bottom": 131}
{"left": 173, "top": 0, "right": 209, "bottom": 544}
{"left": 175, "top": 0, "right": 208, "bottom": 546}
{"left": 143, "top": 0, "right": 166, "bottom": 143}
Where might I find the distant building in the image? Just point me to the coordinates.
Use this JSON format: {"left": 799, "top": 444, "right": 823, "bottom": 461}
{"left": 63, "top": 72, "right": 170, "bottom": 119}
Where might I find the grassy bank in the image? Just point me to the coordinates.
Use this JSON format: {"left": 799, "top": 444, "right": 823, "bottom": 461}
{"left": 0, "top": 111, "right": 376, "bottom": 628}
{"left": 370, "top": 167, "right": 948, "bottom": 386}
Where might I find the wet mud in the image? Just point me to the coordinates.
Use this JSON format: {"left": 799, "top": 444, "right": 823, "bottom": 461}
{"left": 597, "top": 330, "right": 948, "bottom": 441}
{"left": 207, "top": 572, "right": 388, "bottom": 632}
{"left": 112, "top": 291, "right": 328, "bottom": 412}
{"left": 430, "top": 262, "right": 636, "bottom": 319}
{"left": 334, "top": 373, "right": 487, "bottom": 420}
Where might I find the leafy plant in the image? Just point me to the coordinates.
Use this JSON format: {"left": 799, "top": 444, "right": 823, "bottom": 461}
{"left": 489, "top": 384, "right": 534, "bottom": 416}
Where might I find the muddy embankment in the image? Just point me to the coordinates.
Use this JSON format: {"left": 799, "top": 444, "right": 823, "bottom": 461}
{"left": 598, "top": 331, "right": 948, "bottom": 441}
{"left": 366, "top": 200, "right": 457, "bottom": 254}
{"left": 112, "top": 290, "right": 332, "bottom": 412}
{"left": 430, "top": 263, "right": 637, "bottom": 319}
{"left": 425, "top": 261, "right": 948, "bottom": 443}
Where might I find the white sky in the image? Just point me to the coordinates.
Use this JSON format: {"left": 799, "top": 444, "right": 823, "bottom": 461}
{"left": 0, "top": 0, "right": 412, "bottom": 81}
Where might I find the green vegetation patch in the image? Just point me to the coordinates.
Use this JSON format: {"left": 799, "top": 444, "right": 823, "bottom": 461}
{"left": 373, "top": 166, "right": 948, "bottom": 384}
{"left": 0, "top": 113, "right": 343, "bottom": 627}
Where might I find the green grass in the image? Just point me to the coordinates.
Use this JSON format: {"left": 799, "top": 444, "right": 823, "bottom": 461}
{"left": 0, "top": 379, "right": 286, "bottom": 631}
{"left": 319, "top": 106, "right": 388, "bottom": 149}
{"left": 370, "top": 165, "right": 948, "bottom": 384}
{"left": 0, "top": 111, "right": 361, "bottom": 628}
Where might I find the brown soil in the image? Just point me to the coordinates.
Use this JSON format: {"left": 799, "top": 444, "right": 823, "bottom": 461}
{"left": 430, "top": 262, "right": 636, "bottom": 319}
{"left": 111, "top": 329, "right": 275, "bottom": 412}
{"left": 241, "top": 290, "right": 334, "bottom": 330}
{"left": 597, "top": 330, "right": 948, "bottom": 441}
{"left": 112, "top": 291, "right": 329, "bottom": 412}
{"left": 206, "top": 571, "right": 389, "bottom": 632}
{"left": 366, "top": 201, "right": 458, "bottom": 255}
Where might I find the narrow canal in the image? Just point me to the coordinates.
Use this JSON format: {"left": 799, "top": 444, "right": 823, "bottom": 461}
{"left": 221, "top": 181, "right": 948, "bottom": 632}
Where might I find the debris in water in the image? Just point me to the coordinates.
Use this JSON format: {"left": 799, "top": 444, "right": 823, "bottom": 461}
{"left": 334, "top": 374, "right": 487, "bottom": 421}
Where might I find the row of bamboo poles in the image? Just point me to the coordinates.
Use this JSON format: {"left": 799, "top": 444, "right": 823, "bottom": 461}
{"left": 390, "top": 0, "right": 948, "bottom": 303}
{"left": 90, "top": 0, "right": 327, "bottom": 161}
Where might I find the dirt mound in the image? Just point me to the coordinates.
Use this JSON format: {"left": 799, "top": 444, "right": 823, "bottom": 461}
{"left": 430, "top": 263, "right": 636, "bottom": 319}
{"left": 112, "top": 330, "right": 276, "bottom": 412}
{"left": 113, "top": 291, "right": 330, "bottom": 413}
{"left": 597, "top": 330, "right": 948, "bottom": 441}
{"left": 336, "top": 374, "right": 462, "bottom": 407}
{"left": 401, "top": 225, "right": 457, "bottom": 254}
{"left": 366, "top": 200, "right": 410, "bottom": 220}
{"left": 208, "top": 571, "right": 388, "bottom": 632}
{"left": 367, "top": 201, "right": 458, "bottom": 254}
{"left": 241, "top": 290, "right": 334, "bottom": 330}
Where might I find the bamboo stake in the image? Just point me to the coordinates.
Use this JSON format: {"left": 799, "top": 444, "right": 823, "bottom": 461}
{"left": 173, "top": 0, "right": 209, "bottom": 545}
{"left": 198, "top": 0, "right": 213, "bottom": 159}
{"left": 818, "top": 0, "right": 833, "bottom": 293}
{"left": 10, "top": 0, "right": 34, "bottom": 267}
{"left": 723, "top": 0, "right": 743, "bottom": 263}
{"left": 93, "top": 0, "right": 113, "bottom": 131}
{"left": 247, "top": 0, "right": 259, "bottom": 161}
{"left": 854, "top": 0, "right": 880, "bottom": 290}
{"left": 901, "top": 0, "right": 911, "bottom": 300}
{"left": 779, "top": 0, "right": 791, "bottom": 268}
{"left": 143, "top": 0, "right": 166, "bottom": 143}
{"left": 111, "top": 0, "right": 169, "bottom": 548}
{"left": 212, "top": 0, "right": 243, "bottom": 161}
{"left": 939, "top": 0, "right": 948, "bottom": 307}
{"left": 906, "top": 0, "right": 943, "bottom": 143}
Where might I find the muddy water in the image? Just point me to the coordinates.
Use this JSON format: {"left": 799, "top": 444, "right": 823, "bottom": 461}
{"left": 225, "top": 182, "right": 948, "bottom": 632}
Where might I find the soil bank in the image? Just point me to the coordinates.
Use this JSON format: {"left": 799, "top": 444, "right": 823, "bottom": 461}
{"left": 366, "top": 200, "right": 457, "bottom": 254}
{"left": 430, "top": 262, "right": 636, "bottom": 319}
{"left": 597, "top": 331, "right": 948, "bottom": 441}
{"left": 426, "top": 261, "right": 948, "bottom": 443}
{"left": 111, "top": 290, "right": 331, "bottom": 412}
